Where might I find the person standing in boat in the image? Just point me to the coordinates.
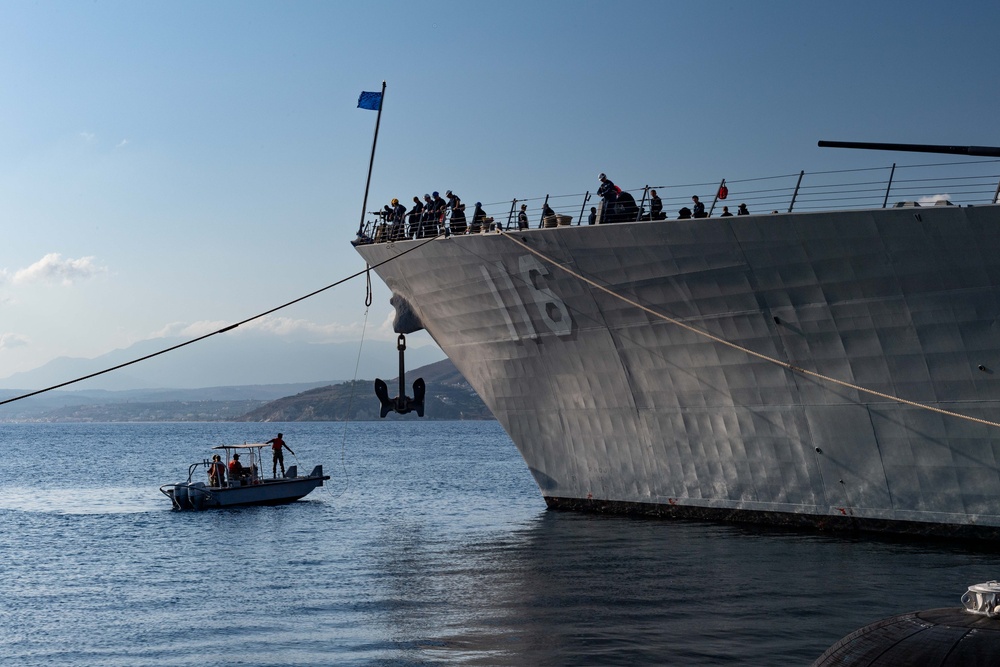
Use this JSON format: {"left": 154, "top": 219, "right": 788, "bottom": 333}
{"left": 208, "top": 454, "right": 227, "bottom": 488}
{"left": 266, "top": 433, "right": 295, "bottom": 478}
{"left": 518, "top": 204, "right": 529, "bottom": 230}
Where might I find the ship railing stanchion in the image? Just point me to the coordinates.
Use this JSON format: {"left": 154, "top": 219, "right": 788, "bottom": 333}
{"left": 637, "top": 186, "right": 649, "bottom": 222}
{"left": 577, "top": 191, "right": 591, "bottom": 225}
{"left": 788, "top": 170, "right": 805, "bottom": 213}
{"left": 708, "top": 179, "right": 725, "bottom": 217}
{"left": 507, "top": 199, "right": 517, "bottom": 230}
{"left": 882, "top": 163, "right": 896, "bottom": 208}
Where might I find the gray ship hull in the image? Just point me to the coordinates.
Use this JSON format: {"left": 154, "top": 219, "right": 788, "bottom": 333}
{"left": 356, "top": 204, "right": 1000, "bottom": 538}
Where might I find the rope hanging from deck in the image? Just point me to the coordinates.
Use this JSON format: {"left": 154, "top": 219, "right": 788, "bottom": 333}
{"left": 498, "top": 230, "right": 1000, "bottom": 431}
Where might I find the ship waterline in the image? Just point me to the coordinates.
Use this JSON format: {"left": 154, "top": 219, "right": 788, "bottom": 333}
{"left": 356, "top": 203, "right": 1000, "bottom": 539}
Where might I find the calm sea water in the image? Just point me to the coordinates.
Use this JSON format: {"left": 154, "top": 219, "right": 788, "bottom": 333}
{"left": 0, "top": 420, "right": 998, "bottom": 666}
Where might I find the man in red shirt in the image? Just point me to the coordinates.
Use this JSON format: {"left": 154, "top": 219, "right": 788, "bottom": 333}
{"left": 228, "top": 453, "right": 244, "bottom": 480}
{"left": 265, "top": 433, "right": 295, "bottom": 478}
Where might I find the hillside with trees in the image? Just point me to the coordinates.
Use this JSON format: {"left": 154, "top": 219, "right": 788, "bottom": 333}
{"left": 236, "top": 359, "right": 493, "bottom": 421}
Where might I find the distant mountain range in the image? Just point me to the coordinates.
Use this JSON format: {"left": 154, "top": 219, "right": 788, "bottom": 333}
{"left": 0, "top": 335, "right": 445, "bottom": 391}
{"left": 0, "top": 358, "right": 493, "bottom": 422}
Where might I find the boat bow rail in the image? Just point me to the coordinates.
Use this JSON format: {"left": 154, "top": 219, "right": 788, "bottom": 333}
{"left": 356, "top": 157, "right": 1000, "bottom": 243}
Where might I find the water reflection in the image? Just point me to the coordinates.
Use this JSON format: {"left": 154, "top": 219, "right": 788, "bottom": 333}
{"left": 371, "top": 512, "right": 1000, "bottom": 665}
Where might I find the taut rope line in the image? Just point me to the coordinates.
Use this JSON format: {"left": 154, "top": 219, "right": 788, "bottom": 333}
{"left": 498, "top": 230, "right": 1000, "bottom": 431}
{"left": 0, "top": 233, "right": 444, "bottom": 407}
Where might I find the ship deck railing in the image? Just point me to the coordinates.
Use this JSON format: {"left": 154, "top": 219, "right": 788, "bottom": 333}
{"left": 357, "top": 157, "right": 1000, "bottom": 243}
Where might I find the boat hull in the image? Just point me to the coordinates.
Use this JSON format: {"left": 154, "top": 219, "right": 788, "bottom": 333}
{"left": 165, "top": 469, "right": 329, "bottom": 510}
{"left": 356, "top": 205, "right": 1000, "bottom": 538}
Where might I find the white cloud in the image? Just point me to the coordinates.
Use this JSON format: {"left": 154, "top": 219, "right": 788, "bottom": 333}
{"left": 377, "top": 310, "right": 396, "bottom": 337}
{"left": 147, "top": 315, "right": 393, "bottom": 343}
{"left": 79, "top": 132, "right": 96, "bottom": 143}
{"left": 149, "top": 320, "right": 231, "bottom": 339}
{"left": 0, "top": 333, "right": 30, "bottom": 350}
{"left": 246, "top": 316, "right": 366, "bottom": 339}
{"left": 13, "top": 253, "right": 107, "bottom": 286}
{"left": 116, "top": 139, "right": 129, "bottom": 148}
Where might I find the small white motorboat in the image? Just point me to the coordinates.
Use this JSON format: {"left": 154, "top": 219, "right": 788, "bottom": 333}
{"left": 160, "top": 443, "right": 330, "bottom": 510}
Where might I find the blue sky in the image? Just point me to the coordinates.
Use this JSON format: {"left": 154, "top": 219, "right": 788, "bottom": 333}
{"left": 2, "top": 0, "right": 999, "bottom": 384}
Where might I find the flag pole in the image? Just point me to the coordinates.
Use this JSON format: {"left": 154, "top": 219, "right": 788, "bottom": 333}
{"left": 358, "top": 80, "right": 386, "bottom": 237}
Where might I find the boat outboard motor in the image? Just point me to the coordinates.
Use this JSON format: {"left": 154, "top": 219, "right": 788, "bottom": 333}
{"left": 188, "top": 482, "right": 207, "bottom": 510}
{"left": 172, "top": 483, "right": 190, "bottom": 510}
{"left": 374, "top": 334, "right": 425, "bottom": 418}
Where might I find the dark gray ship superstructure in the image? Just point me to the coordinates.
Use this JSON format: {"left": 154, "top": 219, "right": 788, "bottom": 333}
{"left": 355, "top": 146, "right": 1000, "bottom": 538}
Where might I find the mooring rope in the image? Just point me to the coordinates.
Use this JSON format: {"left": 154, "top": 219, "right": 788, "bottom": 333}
{"left": 0, "top": 233, "right": 444, "bottom": 407}
{"left": 498, "top": 230, "right": 1000, "bottom": 431}
{"left": 326, "top": 285, "right": 373, "bottom": 500}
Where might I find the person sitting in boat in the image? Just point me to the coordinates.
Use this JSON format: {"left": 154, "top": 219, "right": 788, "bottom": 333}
{"left": 228, "top": 453, "right": 245, "bottom": 480}
{"left": 265, "top": 433, "right": 295, "bottom": 478}
{"left": 208, "top": 454, "right": 227, "bottom": 488}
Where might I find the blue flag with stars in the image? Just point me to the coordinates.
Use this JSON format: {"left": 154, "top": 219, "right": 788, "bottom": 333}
{"left": 357, "top": 91, "right": 382, "bottom": 111}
